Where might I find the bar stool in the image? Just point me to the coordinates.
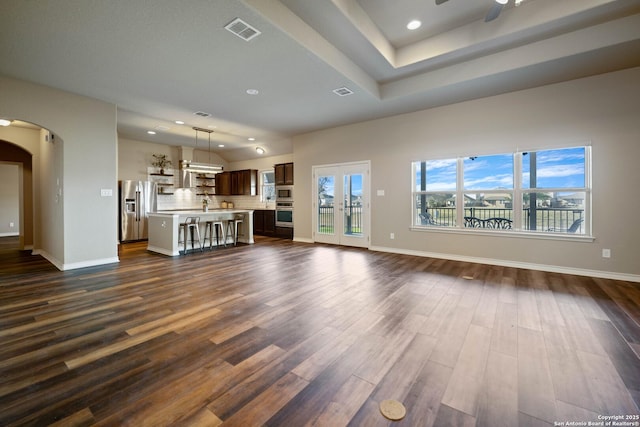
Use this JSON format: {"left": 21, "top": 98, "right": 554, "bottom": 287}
{"left": 204, "top": 219, "right": 226, "bottom": 248}
{"left": 179, "top": 217, "right": 202, "bottom": 253}
{"left": 225, "top": 214, "right": 244, "bottom": 246}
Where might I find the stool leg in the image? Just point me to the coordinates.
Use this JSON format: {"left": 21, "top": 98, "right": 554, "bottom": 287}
{"left": 195, "top": 224, "right": 203, "bottom": 251}
{"left": 183, "top": 224, "right": 187, "bottom": 254}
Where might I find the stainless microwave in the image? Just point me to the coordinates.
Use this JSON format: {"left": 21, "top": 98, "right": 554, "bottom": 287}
{"left": 276, "top": 185, "right": 293, "bottom": 200}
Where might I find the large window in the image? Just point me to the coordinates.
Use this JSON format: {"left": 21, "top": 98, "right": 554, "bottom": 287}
{"left": 412, "top": 146, "right": 590, "bottom": 236}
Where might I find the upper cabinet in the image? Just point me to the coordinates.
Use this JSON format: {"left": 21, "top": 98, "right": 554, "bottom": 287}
{"left": 275, "top": 162, "right": 294, "bottom": 185}
{"left": 216, "top": 169, "right": 258, "bottom": 196}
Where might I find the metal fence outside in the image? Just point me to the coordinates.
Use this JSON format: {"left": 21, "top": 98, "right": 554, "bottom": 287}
{"left": 318, "top": 205, "right": 363, "bottom": 234}
{"left": 418, "top": 207, "right": 584, "bottom": 233}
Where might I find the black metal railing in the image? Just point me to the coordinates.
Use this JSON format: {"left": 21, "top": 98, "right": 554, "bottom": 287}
{"left": 417, "top": 207, "right": 585, "bottom": 233}
{"left": 318, "top": 204, "right": 585, "bottom": 235}
{"left": 318, "top": 205, "right": 363, "bottom": 235}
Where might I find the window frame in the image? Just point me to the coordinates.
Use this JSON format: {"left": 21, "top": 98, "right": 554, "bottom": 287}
{"left": 411, "top": 146, "right": 592, "bottom": 241}
{"left": 260, "top": 169, "right": 275, "bottom": 203}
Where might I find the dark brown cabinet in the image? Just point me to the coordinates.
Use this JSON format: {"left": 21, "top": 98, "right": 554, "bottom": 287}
{"left": 235, "top": 169, "right": 258, "bottom": 196}
{"left": 274, "top": 162, "right": 294, "bottom": 185}
{"left": 253, "top": 209, "right": 276, "bottom": 236}
{"left": 216, "top": 171, "right": 231, "bottom": 196}
{"left": 215, "top": 169, "right": 257, "bottom": 196}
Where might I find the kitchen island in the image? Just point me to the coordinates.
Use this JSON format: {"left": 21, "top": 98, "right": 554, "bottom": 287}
{"left": 147, "top": 209, "right": 254, "bottom": 256}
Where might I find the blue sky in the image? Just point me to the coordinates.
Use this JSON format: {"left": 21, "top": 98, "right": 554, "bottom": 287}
{"left": 318, "top": 173, "right": 363, "bottom": 196}
{"left": 416, "top": 147, "right": 585, "bottom": 191}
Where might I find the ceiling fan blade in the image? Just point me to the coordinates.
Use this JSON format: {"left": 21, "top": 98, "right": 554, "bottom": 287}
{"left": 435, "top": 0, "right": 449, "bottom": 5}
{"left": 485, "top": 2, "right": 505, "bottom": 22}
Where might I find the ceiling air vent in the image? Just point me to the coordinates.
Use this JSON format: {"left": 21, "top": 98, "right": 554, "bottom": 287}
{"left": 193, "top": 111, "right": 211, "bottom": 118}
{"left": 333, "top": 87, "right": 354, "bottom": 97}
{"left": 225, "top": 18, "right": 261, "bottom": 42}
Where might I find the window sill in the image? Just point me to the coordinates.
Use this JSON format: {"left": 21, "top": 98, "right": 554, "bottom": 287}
{"left": 409, "top": 225, "right": 595, "bottom": 243}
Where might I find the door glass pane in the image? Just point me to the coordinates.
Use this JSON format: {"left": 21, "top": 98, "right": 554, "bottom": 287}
{"left": 343, "top": 173, "right": 363, "bottom": 236}
{"left": 317, "top": 175, "right": 335, "bottom": 234}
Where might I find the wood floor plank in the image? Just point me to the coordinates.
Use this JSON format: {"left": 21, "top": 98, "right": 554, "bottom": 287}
{"left": 490, "top": 301, "right": 518, "bottom": 357}
{"left": 441, "top": 324, "right": 492, "bottom": 416}
{"left": 307, "top": 374, "right": 375, "bottom": 426}
{"left": 543, "top": 324, "right": 597, "bottom": 411}
{"left": 476, "top": 351, "right": 518, "bottom": 427}
{"left": 221, "top": 372, "right": 309, "bottom": 427}
{"left": 575, "top": 349, "right": 639, "bottom": 415}
{"left": 65, "top": 306, "right": 222, "bottom": 369}
{"left": 383, "top": 360, "right": 453, "bottom": 427}
{"left": 518, "top": 289, "right": 542, "bottom": 331}
{"left": 517, "top": 327, "right": 557, "bottom": 423}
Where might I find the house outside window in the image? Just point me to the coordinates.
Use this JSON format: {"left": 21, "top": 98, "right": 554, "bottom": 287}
{"left": 412, "top": 146, "right": 590, "bottom": 236}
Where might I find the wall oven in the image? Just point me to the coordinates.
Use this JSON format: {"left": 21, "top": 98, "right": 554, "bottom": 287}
{"left": 275, "top": 201, "right": 293, "bottom": 228}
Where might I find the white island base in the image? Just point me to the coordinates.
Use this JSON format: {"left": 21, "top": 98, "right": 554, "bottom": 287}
{"left": 147, "top": 210, "right": 254, "bottom": 256}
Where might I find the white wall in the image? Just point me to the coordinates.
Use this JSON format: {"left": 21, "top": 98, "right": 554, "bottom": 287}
{"left": 293, "top": 67, "right": 640, "bottom": 280}
{"left": 0, "top": 163, "right": 20, "bottom": 236}
{"left": 0, "top": 76, "right": 118, "bottom": 270}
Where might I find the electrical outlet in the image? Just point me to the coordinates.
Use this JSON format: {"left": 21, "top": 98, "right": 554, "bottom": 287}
{"left": 390, "top": 232, "right": 395, "bottom": 239}
{"left": 100, "top": 188, "right": 113, "bottom": 197}
{"left": 602, "top": 248, "right": 611, "bottom": 258}
{"left": 9, "top": 222, "right": 14, "bottom": 228}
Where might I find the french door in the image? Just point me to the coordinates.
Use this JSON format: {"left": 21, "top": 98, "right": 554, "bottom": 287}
{"left": 313, "top": 161, "right": 369, "bottom": 248}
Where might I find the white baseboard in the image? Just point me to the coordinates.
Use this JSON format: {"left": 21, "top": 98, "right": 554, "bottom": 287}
{"left": 369, "top": 245, "right": 640, "bottom": 283}
{"left": 32, "top": 249, "right": 119, "bottom": 271}
{"left": 147, "top": 245, "right": 180, "bottom": 257}
{"left": 293, "top": 237, "right": 314, "bottom": 244}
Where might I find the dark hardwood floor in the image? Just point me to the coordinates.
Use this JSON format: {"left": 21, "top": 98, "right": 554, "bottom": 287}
{"left": 1, "top": 236, "right": 639, "bottom": 426}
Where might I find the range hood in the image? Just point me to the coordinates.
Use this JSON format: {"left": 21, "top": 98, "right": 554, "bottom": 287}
{"left": 179, "top": 160, "right": 223, "bottom": 188}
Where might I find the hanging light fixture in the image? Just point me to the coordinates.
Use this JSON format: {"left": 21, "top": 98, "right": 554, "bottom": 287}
{"left": 179, "top": 127, "right": 223, "bottom": 176}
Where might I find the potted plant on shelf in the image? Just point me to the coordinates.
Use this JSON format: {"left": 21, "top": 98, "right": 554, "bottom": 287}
{"left": 151, "top": 154, "right": 172, "bottom": 175}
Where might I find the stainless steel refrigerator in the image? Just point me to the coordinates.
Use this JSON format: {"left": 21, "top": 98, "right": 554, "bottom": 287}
{"left": 119, "top": 180, "right": 158, "bottom": 242}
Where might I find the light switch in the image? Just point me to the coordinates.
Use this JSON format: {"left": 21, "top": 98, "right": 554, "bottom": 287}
{"left": 377, "top": 189, "right": 385, "bottom": 196}
{"left": 101, "top": 188, "right": 113, "bottom": 197}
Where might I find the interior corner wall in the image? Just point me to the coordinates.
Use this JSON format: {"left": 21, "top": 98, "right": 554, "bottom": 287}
{"left": 292, "top": 67, "right": 640, "bottom": 279}
{"left": 0, "top": 76, "right": 118, "bottom": 270}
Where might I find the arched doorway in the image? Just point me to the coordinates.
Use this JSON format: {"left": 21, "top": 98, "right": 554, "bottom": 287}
{"left": 0, "top": 127, "right": 37, "bottom": 251}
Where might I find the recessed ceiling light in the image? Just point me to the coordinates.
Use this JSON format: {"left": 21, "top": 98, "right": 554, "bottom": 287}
{"left": 147, "top": 131, "right": 156, "bottom": 135}
{"left": 246, "top": 89, "right": 259, "bottom": 95}
{"left": 407, "top": 20, "right": 421, "bottom": 30}
{"left": 256, "top": 147, "right": 265, "bottom": 155}
{"left": 218, "top": 144, "right": 225, "bottom": 148}
{"left": 248, "top": 137, "right": 255, "bottom": 141}
{"left": 175, "top": 120, "right": 185, "bottom": 125}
